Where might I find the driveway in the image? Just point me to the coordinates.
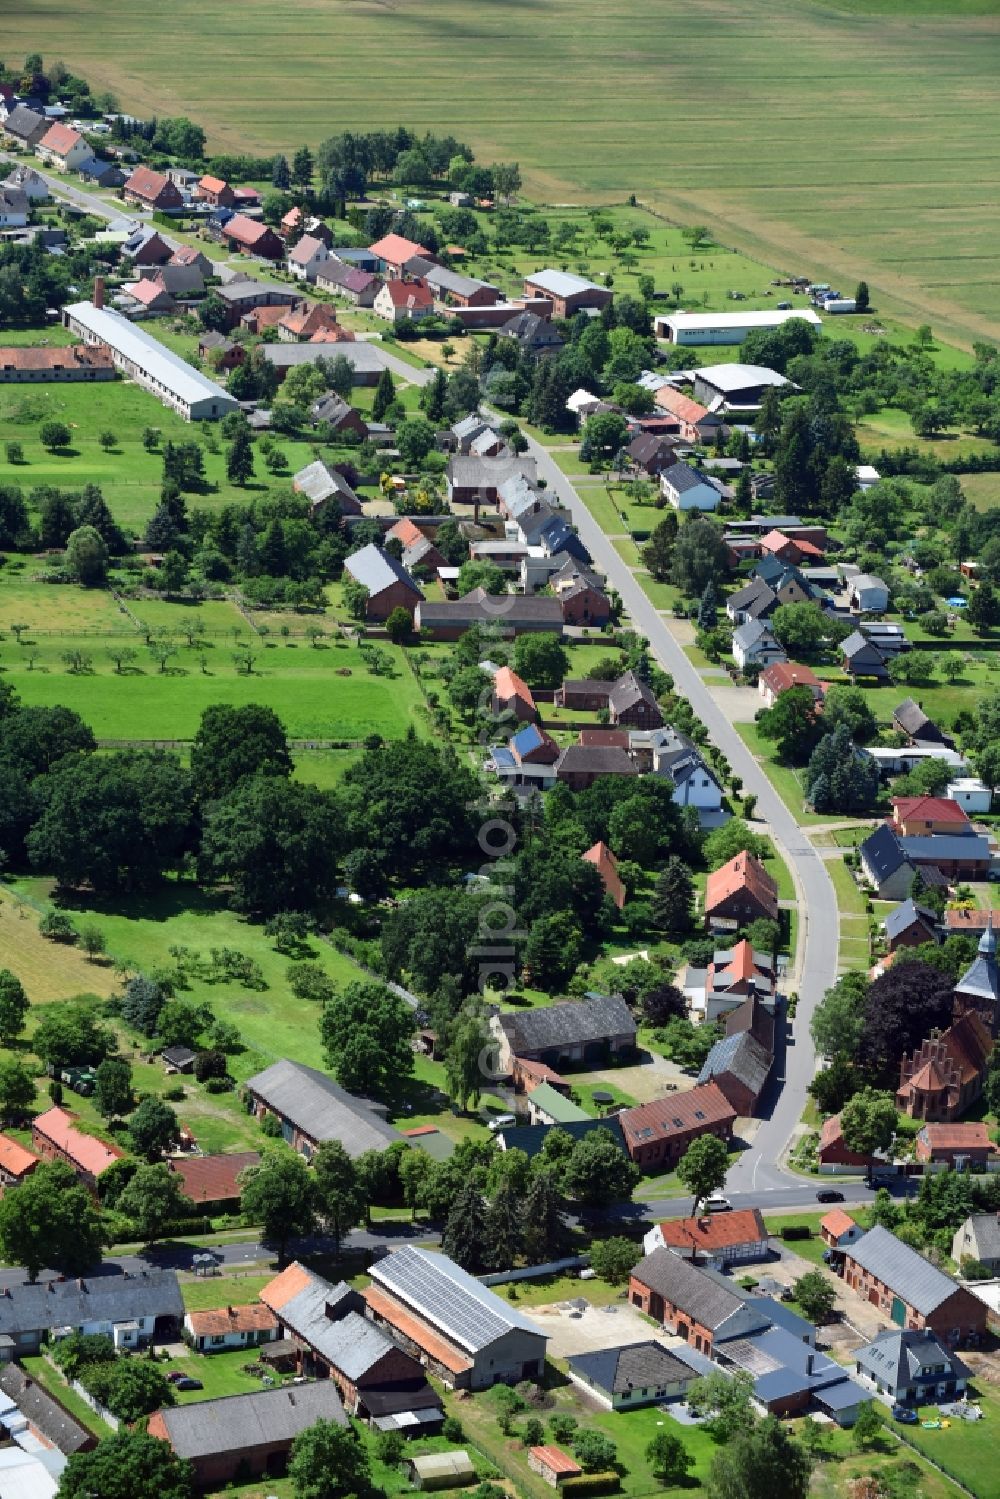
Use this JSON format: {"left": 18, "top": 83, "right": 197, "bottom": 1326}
{"left": 511, "top": 422, "right": 839, "bottom": 1193}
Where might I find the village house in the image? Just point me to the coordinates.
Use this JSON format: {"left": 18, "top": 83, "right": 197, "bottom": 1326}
{"left": 567, "top": 1343, "right": 698, "bottom": 1412}
{"left": 243, "top": 1058, "right": 402, "bottom": 1158}
{"left": 488, "top": 721, "right": 561, "bottom": 790}
{"left": 31, "top": 1105, "right": 121, "bottom": 1191}
{"left": 35, "top": 122, "right": 94, "bottom": 173}
{"left": 553, "top": 670, "right": 662, "bottom": 727}
{"left": 618, "top": 1083, "right": 737, "bottom": 1171}
{"left": 696, "top": 948, "right": 775, "bottom": 1025}
{"left": 262, "top": 340, "right": 388, "bottom": 385}
{"left": 704, "top": 851, "right": 779, "bottom": 928}
{"left": 582, "top": 840, "right": 626, "bottom": 910}
{"left": 733, "top": 619, "right": 786, "bottom": 671}
{"left": 292, "top": 459, "right": 363, "bottom": 514}
{"left": 945, "top": 907, "right": 1000, "bottom": 938}
{"left": 628, "top": 432, "right": 679, "bottom": 477}
{"left": 0, "top": 344, "right": 115, "bottom": 384}
{"left": 490, "top": 665, "right": 537, "bottom": 722}
{"left": 315, "top": 260, "right": 382, "bottom": 306}
{"left": 2, "top": 105, "right": 49, "bottom": 148}
{"left": 893, "top": 697, "right": 952, "bottom": 747}
{"left": 214, "top": 274, "right": 302, "bottom": 329}
{"left": 883, "top": 897, "right": 939, "bottom": 953}
{"left": 499, "top": 310, "right": 566, "bottom": 360}
{"left": 841, "top": 630, "right": 892, "bottom": 682}
{"left": 149, "top": 1382, "right": 348, "bottom": 1489}
{"left": 373, "top": 278, "right": 434, "bottom": 324}
{"left": 184, "top": 1304, "right": 280, "bottom": 1354}
{"left": 820, "top": 1208, "right": 865, "bottom": 1251}
{"left": 915, "top": 1121, "right": 995, "bottom": 1168}
{"left": 310, "top": 394, "right": 369, "bottom": 443}
{"left": 277, "top": 303, "right": 352, "bottom": 342}
{"left": 551, "top": 559, "right": 611, "bottom": 626}
{"left": 757, "top": 661, "right": 824, "bottom": 708}
{"left": 369, "top": 232, "right": 430, "bottom": 277}
{"left": 166, "top": 1151, "right": 260, "bottom": 1213}
{"left": 122, "top": 226, "right": 176, "bottom": 267}
{"left": 947, "top": 777, "right": 993, "bottom": 815}
{"left": 854, "top": 1328, "right": 969, "bottom": 1408}
{"left": 628, "top": 1250, "right": 770, "bottom": 1355}
{"left": 261, "top": 1262, "right": 442, "bottom": 1429}
{"left": 287, "top": 233, "right": 335, "bottom": 283}
{"left": 896, "top": 1013, "right": 992, "bottom": 1121}
{"left": 553, "top": 739, "right": 637, "bottom": 791}
{"left": 525, "top": 1083, "right": 589, "bottom": 1127}
{"left": 847, "top": 573, "right": 890, "bottom": 614}
{"left": 220, "top": 213, "right": 284, "bottom": 260}
{"left": 123, "top": 165, "right": 183, "bottom": 211}
{"left": 654, "top": 384, "right": 722, "bottom": 442}
{"left": 839, "top": 1226, "right": 987, "bottom": 1346}
{"left": 3, "top": 163, "right": 49, "bottom": 200}
{"left": 522, "top": 269, "right": 613, "bottom": 318}
{"left": 363, "top": 1246, "right": 548, "bottom": 1390}
{"left": 0, "top": 1267, "right": 183, "bottom": 1356}
{"left": 0, "top": 1134, "right": 39, "bottom": 1189}
{"left": 716, "top": 1325, "right": 867, "bottom": 1424}
{"left": 643, "top": 1207, "right": 769, "bottom": 1266}
{"left": 490, "top": 992, "right": 636, "bottom": 1075}
{"left": 890, "top": 796, "right": 971, "bottom": 839}
{"left": 408, "top": 259, "right": 499, "bottom": 309}
{"left": 197, "top": 330, "right": 243, "bottom": 372}
{"left": 0, "top": 1363, "right": 95, "bottom": 1459}
{"left": 195, "top": 173, "right": 236, "bottom": 207}
{"left": 697, "top": 1029, "right": 773, "bottom": 1116}
{"left": 818, "top": 1112, "right": 878, "bottom": 1173}
{"left": 447, "top": 453, "right": 537, "bottom": 508}
{"left": 660, "top": 462, "right": 721, "bottom": 513}
{"left": 124, "top": 275, "right": 176, "bottom": 316}
{"left": 757, "top": 528, "right": 825, "bottom": 566}
{"left": 859, "top": 824, "right": 920, "bottom": 901}
{"left": 343, "top": 544, "right": 424, "bottom": 621}
{"left": 952, "top": 1214, "right": 1000, "bottom": 1273}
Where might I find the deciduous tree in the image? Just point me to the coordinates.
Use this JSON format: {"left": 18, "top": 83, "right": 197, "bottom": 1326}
{"left": 0, "top": 1161, "right": 103, "bottom": 1281}
{"left": 677, "top": 1134, "right": 730, "bottom": 1216}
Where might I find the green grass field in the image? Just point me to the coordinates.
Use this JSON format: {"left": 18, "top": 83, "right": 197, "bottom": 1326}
{"left": 9, "top": 0, "right": 1000, "bottom": 349}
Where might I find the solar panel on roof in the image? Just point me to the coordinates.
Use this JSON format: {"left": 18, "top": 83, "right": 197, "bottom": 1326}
{"left": 374, "top": 1247, "right": 537, "bottom": 1354}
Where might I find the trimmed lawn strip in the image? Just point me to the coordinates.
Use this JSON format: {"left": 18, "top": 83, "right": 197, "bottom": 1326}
{"left": 21, "top": 1355, "right": 115, "bottom": 1439}
{"left": 180, "top": 1273, "right": 274, "bottom": 1312}
{"left": 735, "top": 723, "right": 857, "bottom": 828}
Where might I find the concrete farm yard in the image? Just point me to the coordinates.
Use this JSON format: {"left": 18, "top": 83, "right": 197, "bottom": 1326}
{"left": 6, "top": 0, "right": 1000, "bottom": 349}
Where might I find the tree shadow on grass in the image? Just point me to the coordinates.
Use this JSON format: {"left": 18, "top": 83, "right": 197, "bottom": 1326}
{"left": 51, "top": 879, "right": 234, "bottom": 926}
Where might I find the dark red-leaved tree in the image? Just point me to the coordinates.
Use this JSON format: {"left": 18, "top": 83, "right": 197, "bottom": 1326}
{"left": 856, "top": 961, "right": 955, "bottom": 1084}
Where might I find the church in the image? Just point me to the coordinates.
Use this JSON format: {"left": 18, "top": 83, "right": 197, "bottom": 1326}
{"left": 897, "top": 920, "right": 998, "bottom": 1122}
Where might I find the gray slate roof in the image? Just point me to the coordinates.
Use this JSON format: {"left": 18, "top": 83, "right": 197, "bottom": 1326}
{"left": 608, "top": 670, "right": 658, "bottom": 718}
{"left": 500, "top": 992, "right": 636, "bottom": 1055}
{"left": 954, "top": 924, "right": 999, "bottom": 1003}
{"left": 245, "top": 1059, "right": 402, "bottom": 1156}
{"left": 293, "top": 458, "right": 360, "bottom": 509}
{"left": 698, "top": 1030, "right": 772, "bottom": 1098}
{"left": 631, "top": 1251, "right": 771, "bottom": 1338}
{"left": 370, "top": 1246, "right": 546, "bottom": 1353}
{"left": 3, "top": 106, "right": 45, "bottom": 140}
{"left": 263, "top": 342, "right": 386, "bottom": 373}
{"left": 900, "top": 835, "right": 990, "bottom": 862}
{"left": 860, "top": 824, "right": 910, "bottom": 883}
{"left": 961, "top": 1213, "right": 1000, "bottom": 1263}
{"left": 495, "top": 1116, "right": 626, "bottom": 1160}
{"left": 568, "top": 1340, "right": 695, "bottom": 1395}
{"left": 0, "top": 1268, "right": 182, "bottom": 1338}
{"left": 0, "top": 1364, "right": 93, "bottom": 1454}
{"left": 525, "top": 268, "right": 602, "bottom": 298}
{"left": 665, "top": 462, "right": 716, "bottom": 495}
{"left": 344, "top": 542, "right": 423, "bottom": 600}
{"left": 448, "top": 455, "right": 537, "bottom": 490}
{"left": 845, "top": 1226, "right": 965, "bottom": 1314}
{"left": 855, "top": 1327, "right": 968, "bottom": 1390}
{"left": 158, "top": 1380, "right": 347, "bottom": 1459}
{"left": 884, "top": 898, "right": 938, "bottom": 943}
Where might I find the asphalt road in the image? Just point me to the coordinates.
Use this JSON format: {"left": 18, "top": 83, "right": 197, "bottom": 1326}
{"left": 516, "top": 429, "right": 840, "bottom": 1191}
{"left": 0, "top": 150, "right": 135, "bottom": 223}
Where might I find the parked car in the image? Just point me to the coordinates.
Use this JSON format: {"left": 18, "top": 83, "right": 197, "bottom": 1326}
{"left": 487, "top": 1113, "right": 516, "bottom": 1133}
{"left": 892, "top": 1406, "right": 919, "bottom": 1424}
{"left": 165, "top": 1371, "right": 186, "bottom": 1384}
{"left": 174, "top": 1378, "right": 203, "bottom": 1391}
{"left": 705, "top": 1195, "right": 732, "bottom": 1213}
{"left": 816, "top": 1190, "right": 844, "bottom": 1203}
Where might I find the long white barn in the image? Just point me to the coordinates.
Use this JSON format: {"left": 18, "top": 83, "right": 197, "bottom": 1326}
{"left": 62, "top": 300, "right": 238, "bottom": 420}
{"left": 655, "top": 309, "right": 822, "bottom": 346}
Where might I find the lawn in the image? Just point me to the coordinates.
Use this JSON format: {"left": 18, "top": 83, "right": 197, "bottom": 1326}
{"left": 180, "top": 1272, "right": 276, "bottom": 1312}
{"left": 896, "top": 1377, "right": 1000, "bottom": 1499}
{"left": 762, "top": 1214, "right": 833, "bottom": 1268}
{"left": 734, "top": 722, "right": 860, "bottom": 828}
{"left": 825, "top": 854, "right": 869, "bottom": 918}
{"left": 0, "top": 883, "right": 118, "bottom": 1003}
{"left": 0, "top": 631, "right": 427, "bottom": 740}
{"left": 21, "top": 1355, "right": 115, "bottom": 1439}
{"left": 10, "top": 1, "right": 1000, "bottom": 350}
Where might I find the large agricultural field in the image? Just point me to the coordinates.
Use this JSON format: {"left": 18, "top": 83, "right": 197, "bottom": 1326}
{"left": 7, "top": 0, "right": 1000, "bottom": 347}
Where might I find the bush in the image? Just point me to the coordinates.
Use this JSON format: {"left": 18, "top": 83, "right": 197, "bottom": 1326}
{"left": 40, "top": 910, "right": 77, "bottom": 944}
{"left": 781, "top": 1224, "right": 811, "bottom": 1241}
{"left": 441, "top": 1416, "right": 464, "bottom": 1443}
{"left": 162, "top": 1085, "right": 185, "bottom": 1102}
{"left": 204, "top": 1076, "right": 232, "bottom": 1094}
{"left": 260, "top": 1112, "right": 283, "bottom": 1138}
{"left": 561, "top": 1475, "right": 620, "bottom": 1495}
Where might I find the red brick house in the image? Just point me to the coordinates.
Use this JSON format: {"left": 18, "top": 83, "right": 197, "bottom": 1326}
{"left": 618, "top": 1082, "right": 736, "bottom": 1171}
{"left": 628, "top": 1249, "right": 769, "bottom": 1355}
{"left": 369, "top": 232, "right": 431, "bottom": 278}
{"left": 554, "top": 670, "right": 661, "bottom": 726}
{"left": 704, "top": 852, "right": 779, "bottom": 927}
{"left": 758, "top": 528, "right": 825, "bottom": 565}
{"left": 818, "top": 1112, "right": 877, "bottom": 1171}
{"left": 277, "top": 303, "right": 351, "bottom": 342}
{"left": 491, "top": 666, "right": 537, "bottom": 722}
{"left": 343, "top": 543, "right": 424, "bottom": 622}
{"left": 554, "top": 741, "right": 637, "bottom": 791}
{"left": 0, "top": 1133, "right": 39, "bottom": 1190}
{"left": 196, "top": 174, "right": 235, "bottom": 207}
{"left": 890, "top": 797, "right": 971, "bottom": 839}
{"left": 221, "top": 214, "right": 284, "bottom": 260}
{"left": 31, "top": 1106, "right": 121, "bottom": 1192}
{"left": 127, "top": 231, "right": 175, "bottom": 268}
{"left": 915, "top": 1122, "right": 996, "bottom": 1168}
{"left": 522, "top": 269, "right": 613, "bottom": 319}
{"left": 820, "top": 1208, "right": 864, "bottom": 1250}
{"left": 554, "top": 563, "right": 611, "bottom": 627}
{"left": 840, "top": 1226, "right": 987, "bottom": 1347}
{"left": 123, "top": 166, "right": 183, "bottom": 211}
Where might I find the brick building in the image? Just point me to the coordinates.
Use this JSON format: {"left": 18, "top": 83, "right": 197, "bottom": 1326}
{"left": 840, "top": 1227, "right": 987, "bottom": 1347}
{"left": 617, "top": 1082, "right": 736, "bottom": 1171}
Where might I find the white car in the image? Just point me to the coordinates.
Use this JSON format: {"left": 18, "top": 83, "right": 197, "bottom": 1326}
{"left": 704, "top": 1194, "right": 732, "bottom": 1213}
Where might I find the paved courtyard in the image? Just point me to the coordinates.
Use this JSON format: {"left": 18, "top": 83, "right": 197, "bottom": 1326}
{"left": 524, "top": 1298, "right": 667, "bottom": 1359}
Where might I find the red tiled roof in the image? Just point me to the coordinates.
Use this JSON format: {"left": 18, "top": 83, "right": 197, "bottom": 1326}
{"left": 32, "top": 1107, "right": 120, "bottom": 1178}
{"left": 186, "top": 1304, "right": 278, "bottom": 1337}
{"left": 920, "top": 1122, "right": 992, "bottom": 1151}
{"left": 655, "top": 385, "right": 710, "bottom": 425}
{"left": 147, "top": 1410, "right": 169, "bottom": 1444}
{"left": 0, "top": 1134, "right": 38, "bottom": 1179}
{"left": 892, "top": 796, "right": 970, "bottom": 826}
{"left": 619, "top": 1082, "right": 736, "bottom": 1150}
{"left": 530, "top": 1446, "right": 581, "bottom": 1477}
{"left": 759, "top": 528, "right": 824, "bottom": 559}
{"left": 514, "top": 1056, "right": 568, "bottom": 1088}
{"left": 945, "top": 908, "right": 1000, "bottom": 933}
{"left": 260, "top": 1262, "right": 313, "bottom": 1313}
{"left": 382, "top": 279, "right": 433, "bottom": 310}
{"left": 169, "top": 246, "right": 203, "bottom": 266}
{"left": 244, "top": 304, "right": 289, "bottom": 329}
{"left": 225, "top": 213, "right": 273, "bottom": 247}
{"left": 38, "top": 122, "right": 83, "bottom": 157}
{"left": 704, "top": 851, "right": 779, "bottom": 920}
{"left": 493, "top": 666, "right": 535, "bottom": 709}
{"left": 198, "top": 174, "right": 228, "bottom": 194}
{"left": 0, "top": 346, "right": 112, "bottom": 373}
{"left": 362, "top": 1284, "right": 472, "bottom": 1375}
{"left": 578, "top": 728, "right": 629, "bottom": 748}
{"left": 125, "top": 166, "right": 172, "bottom": 201}
{"left": 282, "top": 206, "right": 303, "bottom": 229}
{"left": 820, "top": 1208, "right": 858, "bottom": 1238}
{"left": 759, "top": 661, "right": 823, "bottom": 696}
{"left": 655, "top": 1207, "right": 766, "bottom": 1252}
{"left": 167, "top": 1151, "right": 260, "bottom": 1205}
{"left": 582, "top": 840, "right": 626, "bottom": 910}
{"left": 129, "top": 276, "right": 171, "bottom": 306}
{"left": 280, "top": 303, "right": 349, "bottom": 338}
{"left": 370, "top": 233, "right": 430, "bottom": 266}
{"left": 401, "top": 1125, "right": 439, "bottom": 1137}
{"left": 387, "top": 517, "right": 425, "bottom": 550}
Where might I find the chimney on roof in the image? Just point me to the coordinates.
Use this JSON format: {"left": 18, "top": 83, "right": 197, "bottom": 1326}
{"left": 227, "top": 1305, "right": 235, "bottom": 1318}
{"left": 806, "top": 1353, "right": 815, "bottom": 1375}
{"left": 93, "top": 275, "right": 104, "bottom": 310}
